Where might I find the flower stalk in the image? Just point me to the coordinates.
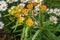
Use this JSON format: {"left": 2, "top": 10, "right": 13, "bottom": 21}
{"left": 38, "top": 11, "right": 44, "bottom": 28}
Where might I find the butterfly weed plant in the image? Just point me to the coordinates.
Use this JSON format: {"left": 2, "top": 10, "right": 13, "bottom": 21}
{"left": 0, "top": 0, "right": 60, "bottom": 40}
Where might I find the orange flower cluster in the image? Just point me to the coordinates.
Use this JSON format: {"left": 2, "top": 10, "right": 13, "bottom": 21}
{"left": 8, "top": 1, "right": 47, "bottom": 27}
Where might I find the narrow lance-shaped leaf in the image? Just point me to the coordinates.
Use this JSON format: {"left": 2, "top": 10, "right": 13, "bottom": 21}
{"left": 24, "top": 27, "right": 31, "bottom": 40}
{"left": 45, "top": 26, "right": 60, "bottom": 32}
{"left": 32, "top": 30, "right": 42, "bottom": 40}
{"left": 41, "top": 34, "right": 50, "bottom": 40}
{"left": 44, "top": 31, "right": 58, "bottom": 40}
{"left": 21, "top": 26, "right": 26, "bottom": 40}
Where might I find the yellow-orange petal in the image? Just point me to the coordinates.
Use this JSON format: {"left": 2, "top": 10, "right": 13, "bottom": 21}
{"left": 22, "top": 9, "right": 29, "bottom": 15}
{"left": 26, "top": 18, "right": 34, "bottom": 26}
{"left": 39, "top": 5, "right": 47, "bottom": 11}
{"left": 26, "top": 3, "right": 33, "bottom": 9}
{"left": 18, "top": 17, "right": 25, "bottom": 23}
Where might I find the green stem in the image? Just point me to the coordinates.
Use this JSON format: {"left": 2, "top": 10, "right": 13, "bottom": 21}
{"left": 5, "top": 20, "right": 14, "bottom": 26}
{"left": 21, "top": 27, "right": 26, "bottom": 40}
{"left": 12, "top": 24, "right": 20, "bottom": 29}
{"left": 24, "top": 27, "right": 30, "bottom": 40}
{"left": 3, "top": 14, "right": 10, "bottom": 17}
{"left": 12, "top": 23, "right": 21, "bottom": 32}
{"left": 38, "top": 11, "right": 44, "bottom": 28}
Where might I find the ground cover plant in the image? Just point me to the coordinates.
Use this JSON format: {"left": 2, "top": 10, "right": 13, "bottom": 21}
{"left": 0, "top": 0, "right": 60, "bottom": 40}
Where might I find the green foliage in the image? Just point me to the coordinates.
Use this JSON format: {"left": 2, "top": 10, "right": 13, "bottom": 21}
{"left": 0, "top": 0, "right": 60, "bottom": 40}
{"left": 44, "top": 0, "right": 60, "bottom": 8}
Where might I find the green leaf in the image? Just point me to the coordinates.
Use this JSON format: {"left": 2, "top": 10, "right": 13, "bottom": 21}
{"left": 11, "top": 22, "right": 21, "bottom": 32}
{"left": 42, "top": 34, "right": 49, "bottom": 40}
{"left": 44, "top": 31, "right": 58, "bottom": 40}
{"left": 58, "top": 35, "right": 60, "bottom": 40}
{"left": 38, "top": 11, "right": 44, "bottom": 27}
{"left": 32, "top": 30, "right": 42, "bottom": 40}
{"left": 44, "top": 26, "right": 60, "bottom": 32}
{"left": 24, "top": 27, "right": 31, "bottom": 40}
{"left": 43, "top": 21, "right": 51, "bottom": 27}
{"left": 21, "top": 26, "right": 26, "bottom": 40}
{"left": 13, "top": 29, "right": 22, "bottom": 33}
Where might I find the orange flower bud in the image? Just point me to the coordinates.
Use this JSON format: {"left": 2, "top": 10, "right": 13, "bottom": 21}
{"left": 39, "top": 5, "right": 47, "bottom": 11}
{"left": 26, "top": 3, "right": 33, "bottom": 9}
